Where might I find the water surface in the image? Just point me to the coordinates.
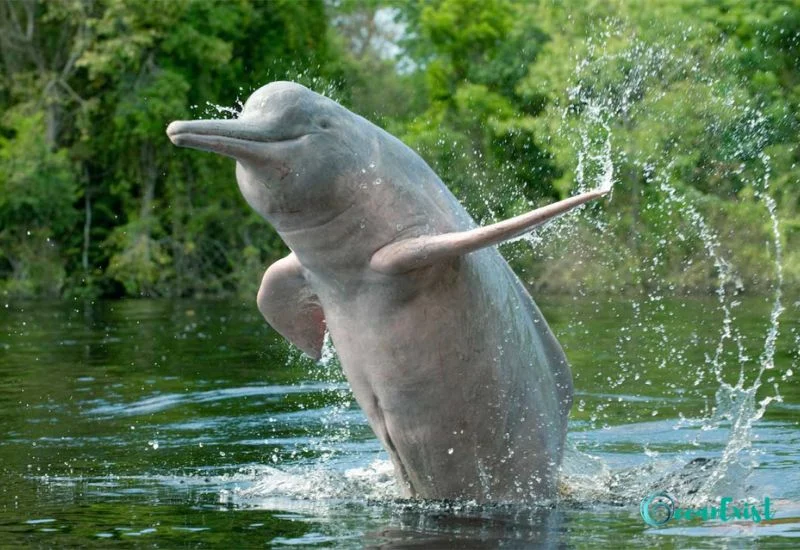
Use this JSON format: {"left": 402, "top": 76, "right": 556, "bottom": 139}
{"left": 0, "top": 297, "right": 798, "bottom": 547}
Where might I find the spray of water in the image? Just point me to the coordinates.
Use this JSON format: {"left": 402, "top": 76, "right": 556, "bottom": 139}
{"left": 544, "top": 28, "right": 794, "bottom": 505}
{"left": 191, "top": 67, "right": 347, "bottom": 119}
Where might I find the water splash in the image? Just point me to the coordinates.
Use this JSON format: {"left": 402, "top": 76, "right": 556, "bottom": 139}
{"left": 190, "top": 68, "right": 347, "bottom": 120}
{"left": 204, "top": 100, "right": 243, "bottom": 119}
{"left": 312, "top": 333, "right": 356, "bottom": 464}
{"left": 573, "top": 100, "right": 614, "bottom": 196}
{"left": 687, "top": 155, "right": 786, "bottom": 502}
{"left": 231, "top": 459, "right": 398, "bottom": 504}
{"left": 529, "top": 28, "right": 795, "bottom": 505}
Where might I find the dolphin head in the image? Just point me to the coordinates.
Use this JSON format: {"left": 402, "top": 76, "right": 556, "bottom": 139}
{"left": 167, "top": 82, "right": 367, "bottom": 230}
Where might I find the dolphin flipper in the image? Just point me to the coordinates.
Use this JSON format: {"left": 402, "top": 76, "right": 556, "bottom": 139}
{"left": 370, "top": 189, "right": 609, "bottom": 275}
{"left": 257, "top": 253, "right": 326, "bottom": 360}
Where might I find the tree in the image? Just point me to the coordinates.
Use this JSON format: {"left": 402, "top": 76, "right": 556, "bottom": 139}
{"left": 392, "top": 0, "right": 560, "bottom": 225}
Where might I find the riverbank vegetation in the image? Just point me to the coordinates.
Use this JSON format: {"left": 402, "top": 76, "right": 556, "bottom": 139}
{"left": 1, "top": 0, "right": 798, "bottom": 299}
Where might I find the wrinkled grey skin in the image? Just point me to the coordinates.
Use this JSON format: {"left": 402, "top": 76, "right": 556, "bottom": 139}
{"left": 167, "top": 81, "right": 604, "bottom": 502}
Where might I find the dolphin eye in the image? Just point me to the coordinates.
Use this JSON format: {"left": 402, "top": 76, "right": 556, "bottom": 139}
{"left": 319, "top": 119, "right": 331, "bottom": 129}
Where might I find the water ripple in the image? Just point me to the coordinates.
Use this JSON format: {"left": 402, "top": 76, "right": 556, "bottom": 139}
{"left": 84, "top": 383, "right": 348, "bottom": 417}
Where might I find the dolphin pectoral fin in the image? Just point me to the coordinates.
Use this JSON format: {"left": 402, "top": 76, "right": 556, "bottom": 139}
{"left": 371, "top": 188, "right": 609, "bottom": 275}
{"left": 257, "top": 253, "right": 326, "bottom": 360}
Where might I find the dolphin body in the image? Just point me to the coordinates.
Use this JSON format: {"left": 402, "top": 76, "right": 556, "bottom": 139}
{"left": 167, "top": 81, "right": 607, "bottom": 502}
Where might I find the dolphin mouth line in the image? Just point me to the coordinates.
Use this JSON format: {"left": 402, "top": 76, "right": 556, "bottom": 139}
{"left": 166, "top": 119, "right": 313, "bottom": 146}
{"left": 167, "top": 124, "right": 313, "bottom": 159}
{"left": 168, "top": 129, "right": 310, "bottom": 145}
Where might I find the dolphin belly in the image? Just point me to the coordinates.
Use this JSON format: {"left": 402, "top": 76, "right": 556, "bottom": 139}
{"left": 321, "top": 249, "right": 569, "bottom": 501}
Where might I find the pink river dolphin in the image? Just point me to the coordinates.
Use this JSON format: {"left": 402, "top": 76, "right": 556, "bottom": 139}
{"left": 167, "top": 81, "right": 607, "bottom": 502}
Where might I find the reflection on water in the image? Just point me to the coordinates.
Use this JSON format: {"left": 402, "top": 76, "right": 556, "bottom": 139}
{"left": 0, "top": 298, "right": 798, "bottom": 547}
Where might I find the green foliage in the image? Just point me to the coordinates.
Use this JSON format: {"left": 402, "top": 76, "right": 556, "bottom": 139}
{"left": 0, "top": 108, "right": 78, "bottom": 297}
{"left": 506, "top": 0, "right": 800, "bottom": 291}
{"left": 0, "top": 0, "right": 798, "bottom": 298}
{"left": 104, "top": 217, "right": 171, "bottom": 296}
{"left": 395, "top": 0, "right": 560, "bottom": 223}
{"left": 0, "top": 109, "right": 78, "bottom": 232}
{"left": 1, "top": 0, "right": 340, "bottom": 298}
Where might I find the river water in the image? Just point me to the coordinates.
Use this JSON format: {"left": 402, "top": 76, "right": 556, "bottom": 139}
{"left": 1, "top": 296, "right": 797, "bottom": 547}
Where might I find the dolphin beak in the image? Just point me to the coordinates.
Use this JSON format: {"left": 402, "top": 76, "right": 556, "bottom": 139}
{"left": 166, "top": 119, "right": 273, "bottom": 162}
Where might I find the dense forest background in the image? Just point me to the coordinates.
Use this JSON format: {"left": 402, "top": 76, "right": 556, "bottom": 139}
{"left": 0, "top": 0, "right": 798, "bottom": 299}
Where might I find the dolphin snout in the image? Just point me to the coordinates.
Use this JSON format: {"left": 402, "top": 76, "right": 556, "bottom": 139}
{"left": 167, "top": 119, "right": 242, "bottom": 140}
{"left": 167, "top": 119, "right": 243, "bottom": 158}
{"left": 166, "top": 121, "right": 190, "bottom": 146}
{"left": 166, "top": 118, "right": 288, "bottom": 162}
{"left": 166, "top": 120, "right": 183, "bottom": 137}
